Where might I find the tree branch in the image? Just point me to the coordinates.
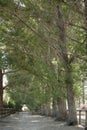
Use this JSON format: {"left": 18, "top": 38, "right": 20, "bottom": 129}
{"left": 3, "top": 70, "right": 18, "bottom": 75}
{"left": 68, "top": 22, "right": 87, "bottom": 31}
{"left": 3, "top": 85, "right": 8, "bottom": 90}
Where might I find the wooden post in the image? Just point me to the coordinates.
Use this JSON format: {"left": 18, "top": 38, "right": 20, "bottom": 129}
{"left": 79, "top": 110, "right": 81, "bottom": 124}
{"left": 0, "top": 69, "right": 3, "bottom": 108}
{"left": 85, "top": 110, "right": 87, "bottom": 126}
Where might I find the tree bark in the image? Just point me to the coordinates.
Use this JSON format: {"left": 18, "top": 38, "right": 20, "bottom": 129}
{"left": 0, "top": 69, "right": 3, "bottom": 108}
{"left": 84, "top": 0, "right": 87, "bottom": 54}
{"left": 52, "top": 99, "right": 58, "bottom": 117}
{"left": 56, "top": 5, "right": 77, "bottom": 125}
{"left": 65, "top": 65, "right": 77, "bottom": 125}
{"left": 56, "top": 98, "right": 67, "bottom": 121}
{"left": 40, "top": 105, "right": 45, "bottom": 115}
{"left": 44, "top": 102, "right": 52, "bottom": 116}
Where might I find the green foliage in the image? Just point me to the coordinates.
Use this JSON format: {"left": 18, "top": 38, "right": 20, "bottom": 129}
{"left": 0, "top": 0, "right": 86, "bottom": 110}
{"left": 0, "top": 0, "right": 12, "bottom": 6}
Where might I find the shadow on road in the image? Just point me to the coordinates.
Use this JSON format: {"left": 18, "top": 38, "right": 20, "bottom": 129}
{"left": 0, "top": 112, "right": 84, "bottom": 130}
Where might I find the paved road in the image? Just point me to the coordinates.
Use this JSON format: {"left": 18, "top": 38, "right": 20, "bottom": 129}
{"left": 0, "top": 112, "right": 84, "bottom": 130}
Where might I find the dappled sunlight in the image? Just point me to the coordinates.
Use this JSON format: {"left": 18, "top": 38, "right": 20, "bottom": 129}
{"left": 0, "top": 0, "right": 87, "bottom": 130}
{"left": 13, "top": 117, "right": 20, "bottom": 120}
{"left": 31, "top": 120, "right": 40, "bottom": 123}
{"left": 0, "top": 112, "right": 84, "bottom": 130}
{"left": 77, "top": 125, "right": 84, "bottom": 128}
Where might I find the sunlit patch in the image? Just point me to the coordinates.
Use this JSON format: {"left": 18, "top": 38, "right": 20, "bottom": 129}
{"left": 77, "top": 125, "right": 84, "bottom": 128}
{"left": 14, "top": 117, "right": 20, "bottom": 120}
{"left": 31, "top": 120, "right": 40, "bottom": 123}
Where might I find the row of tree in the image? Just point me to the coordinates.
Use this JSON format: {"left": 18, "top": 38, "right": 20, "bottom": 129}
{"left": 0, "top": 0, "right": 87, "bottom": 125}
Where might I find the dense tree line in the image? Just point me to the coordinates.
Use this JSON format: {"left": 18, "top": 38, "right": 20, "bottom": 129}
{"left": 0, "top": 0, "right": 87, "bottom": 125}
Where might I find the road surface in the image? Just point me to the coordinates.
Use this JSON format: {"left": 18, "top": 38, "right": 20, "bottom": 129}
{"left": 0, "top": 112, "right": 84, "bottom": 130}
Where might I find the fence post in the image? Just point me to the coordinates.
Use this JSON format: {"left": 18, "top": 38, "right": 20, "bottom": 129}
{"left": 79, "top": 110, "right": 81, "bottom": 124}
{"left": 85, "top": 111, "right": 87, "bottom": 126}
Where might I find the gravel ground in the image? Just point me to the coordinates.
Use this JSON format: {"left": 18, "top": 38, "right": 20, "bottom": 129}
{"left": 0, "top": 112, "right": 84, "bottom": 130}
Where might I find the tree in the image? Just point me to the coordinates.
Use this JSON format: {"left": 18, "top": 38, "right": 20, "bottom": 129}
{"left": 0, "top": 0, "right": 86, "bottom": 125}
{"left": 0, "top": 69, "right": 3, "bottom": 108}
{"left": 83, "top": 0, "right": 87, "bottom": 54}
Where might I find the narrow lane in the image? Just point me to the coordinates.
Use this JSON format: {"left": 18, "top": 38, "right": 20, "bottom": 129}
{"left": 0, "top": 112, "right": 84, "bottom": 130}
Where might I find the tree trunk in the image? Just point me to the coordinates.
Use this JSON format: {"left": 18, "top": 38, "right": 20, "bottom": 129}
{"left": 0, "top": 69, "right": 3, "bottom": 108}
{"left": 44, "top": 102, "right": 52, "bottom": 116}
{"left": 43, "top": 104, "right": 48, "bottom": 116}
{"left": 56, "top": 5, "right": 77, "bottom": 125}
{"left": 84, "top": 0, "right": 87, "bottom": 54}
{"left": 56, "top": 98, "right": 67, "bottom": 121}
{"left": 65, "top": 65, "right": 77, "bottom": 125}
{"left": 40, "top": 105, "right": 45, "bottom": 115}
{"left": 52, "top": 99, "right": 58, "bottom": 117}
